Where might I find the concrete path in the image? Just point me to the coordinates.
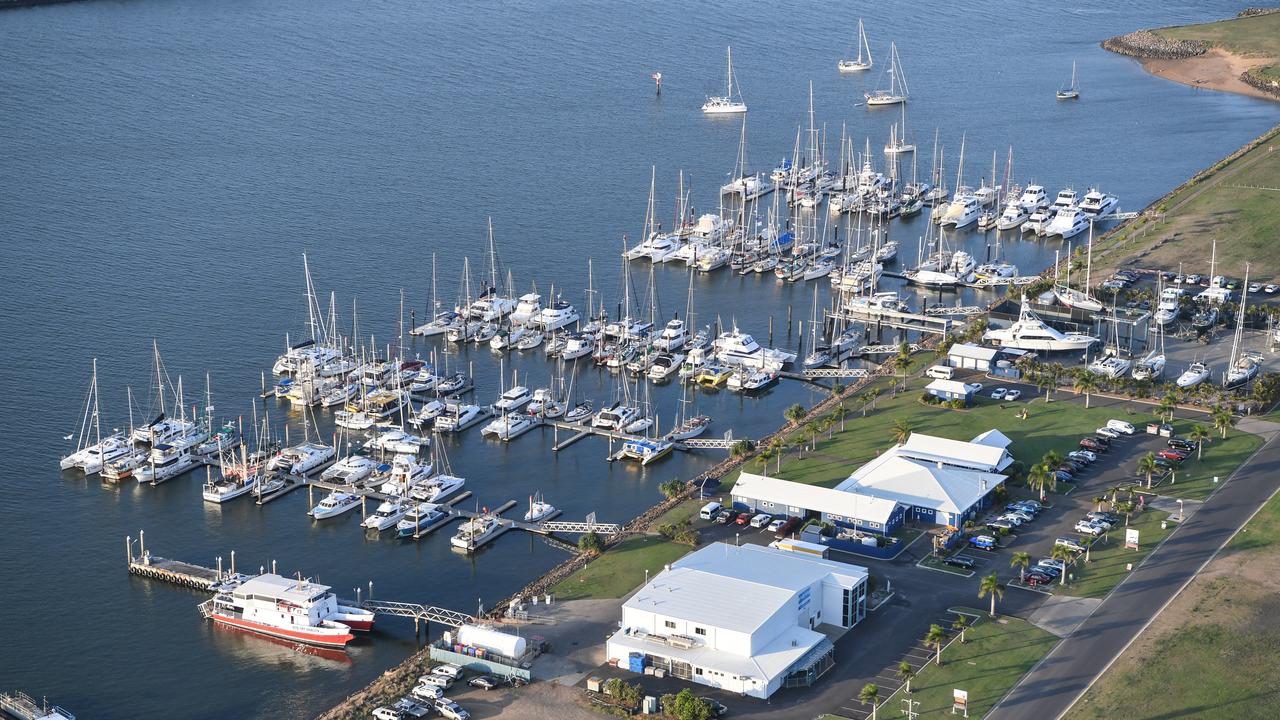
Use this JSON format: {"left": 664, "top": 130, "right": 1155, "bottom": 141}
{"left": 1026, "top": 595, "right": 1103, "bottom": 638}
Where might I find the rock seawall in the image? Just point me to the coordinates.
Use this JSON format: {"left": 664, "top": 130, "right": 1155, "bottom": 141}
{"left": 1101, "top": 30, "right": 1206, "bottom": 60}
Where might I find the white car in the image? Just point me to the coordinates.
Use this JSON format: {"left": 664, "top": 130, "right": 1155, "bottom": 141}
{"left": 1265, "top": 284, "right": 1278, "bottom": 294}
{"left": 997, "top": 514, "right": 1024, "bottom": 527}
{"left": 1055, "top": 537, "right": 1086, "bottom": 552}
{"left": 1106, "top": 419, "right": 1136, "bottom": 435}
{"left": 432, "top": 664, "right": 463, "bottom": 679}
{"left": 1074, "top": 520, "right": 1106, "bottom": 537}
{"left": 412, "top": 683, "right": 444, "bottom": 701}
{"left": 1005, "top": 389, "right": 1022, "bottom": 401}
{"left": 767, "top": 518, "right": 786, "bottom": 532}
{"left": 990, "top": 388, "right": 1008, "bottom": 400}
{"left": 372, "top": 708, "right": 402, "bottom": 720}
{"left": 1095, "top": 427, "right": 1120, "bottom": 439}
{"left": 750, "top": 513, "right": 772, "bottom": 528}
{"left": 966, "top": 383, "right": 984, "bottom": 393}
{"left": 1069, "top": 450, "right": 1096, "bottom": 463}
{"left": 1038, "top": 558, "right": 1066, "bottom": 572}
{"left": 434, "top": 699, "right": 470, "bottom": 720}
{"left": 1004, "top": 508, "right": 1034, "bottom": 523}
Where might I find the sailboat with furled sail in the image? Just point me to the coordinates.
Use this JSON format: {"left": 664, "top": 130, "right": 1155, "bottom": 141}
{"left": 838, "top": 19, "right": 874, "bottom": 73}
{"left": 1053, "top": 225, "right": 1104, "bottom": 313}
{"left": 1224, "top": 264, "right": 1261, "bottom": 389}
{"left": 60, "top": 358, "right": 130, "bottom": 475}
{"left": 702, "top": 46, "right": 747, "bottom": 114}
{"left": 865, "top": 41, "right": 908, "bottom": 106}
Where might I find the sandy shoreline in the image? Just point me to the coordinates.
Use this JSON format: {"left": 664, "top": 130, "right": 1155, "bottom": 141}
{"left": 1137, "top": 47, "right": 1277, "bottom": 101}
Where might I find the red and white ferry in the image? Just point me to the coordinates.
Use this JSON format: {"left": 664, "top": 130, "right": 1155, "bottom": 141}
{"left": 200, "top": 574, "right": 374, "bottom": 648}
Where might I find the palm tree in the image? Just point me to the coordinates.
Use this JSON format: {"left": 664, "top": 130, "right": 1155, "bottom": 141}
{"left": 978, "top": 572, "right": 1004, "bottom": 617}
{"left": 1136, "top": 452, "right": 1159, "bottom": 489}
{"left": 892, "top": 418, "right": 912, "bottom": 445}
{"left": 1189, "top": 424, "right": 1210, "bottom": 460}
{"left": 755, "top": 449, "right": 773, "bottom": 472}
{"left": 1042, "top": 449, "right": 1063, "bottom": 471}
{"left": 1108, "top": 484, "right": 1125, "bottom": 506}
{"left": 1155, "top": 395, "right": 1177, "bottom": 423}
{"left": 1051, "top": 544, "right": 1076, "bottom": 586}
{"left": 1011, "top": 551, "right": 1031, "bottom": 582}
{"left": 1116, "top": 500, "right": 1136, "bottom": 527}
{"left": 1093, "top": 495, "right": 1109, "bottom": 512}
{"left": 1028, "top": 463, "right": 1055, "bottom": 502}
{"left": 925, "top": 623, "right": 947, "bottom": 666}
{"left": 1212, "top": 405, "right": 1234, "bottom": 439}
{"left": 951, "top": 615, "right": 969, "bottom": 643}
{"left": 1072, "top": 373, "right": 1100, "bottom": 408}
{"left": 769, "top": 438, "right": 786, "bottom": 473}
{"left": 784, "top": 403, "right": 807, "bottom": 427}
{"left": 859, "top": 683, "right": 880, "bottom": 720}
{"left": 897, "top": 660, "right": 915, "bottom": 693}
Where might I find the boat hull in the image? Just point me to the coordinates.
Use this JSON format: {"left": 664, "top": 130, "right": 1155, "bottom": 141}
{"left": 210, "top": 613, "right": 354, "bottom": 648}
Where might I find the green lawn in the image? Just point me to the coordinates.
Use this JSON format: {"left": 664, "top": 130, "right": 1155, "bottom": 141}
{"left": 1151, "top": 428, "right": 1265, "bottom": 500}
{"left": 1066, "top": 489, "right": 1280, "bottom": 719}
{"left": 1158, "top": 12, "right": 1280, "bottom": 61}
{"left": 1054, "top": 510, "right": 1172, "bottom": 599}
{"left": 885, "top": 611, "right": 1059, "bottom": 720}
{"left": 551, "top": 535, "right": 693, "bottom": 600}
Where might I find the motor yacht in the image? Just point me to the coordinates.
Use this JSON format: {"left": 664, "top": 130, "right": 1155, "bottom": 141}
{"left": 451, "top": 514, "right": 504, "bottom": 551}
{"left": 974, "top": 263, "right": 1019, "bottom": 281}
{"left": 1048, "top": 188, "right": 1078, "bottom": 214}
{"left": 409, "top": 473, "right": 465, "bottom": 503}
{"left": 1087, "top": 354, "right": 1132, "bottom": 379}
{"left": 101, "top": 448, "right": 148, "bottom": 483}
{"left": 435, "top": 371, "right": 473, "bottom": 395}
{"left": 268, "top": 442, "right": 335, "bottom": 476}
{"left": 320, "top": 455, "right": 377, "bottom": 485}
{"left": 1044, "top": 207, "right": 1090, "bottom": 239}
{"left": 523, "top": 495, "right": 558, "bottom": 522}
{"left": 1020, "top": 207, "right": 1054, "bottom": 235}
{"left": 694, "top": 364, "right": 734, "bottom": 387}
{"left": 939, "top": 194, "right": 982, "bottom": 228}
{"left": 982, "top": 299, "right": 1100, "bottom": 351}
{"left": 202, "top": 468, "right": 258, "bottom": 503}
{"left": 536, "top": 299, "right": 581, "bottom": 331}
{"left": 653, "top": 318, "right": 690, "bottom": 351}
{"left": 310, "top": 491, "right": 361, "bottom": 519}
{"left": 395, "top": 502, "right": 448, "bottom": 538}
{"left": 1176, "top": 361, "right": 1211, "bottom": 388}
{"left": 131, "top": 414, "right": 200, "bottom": 447}
{"left": 727, "top": 367, "right": 778, "bottom": 392}
{"left": 647, "top": 353, "right": 684, "bottom": 382}
{"left": 362, "top": 500, "right": 408, "bottom": 531}
{"left": 493, "top": 386, "right": 532, "bottom": 412}
{"left": 712, "top": 328, "right": 795, "bottom": 369}
{"left": 481, "top": 411, "right": 539, "bottom": 441}
{"left": 135, "top": 443, "right": 198, "bottom": 484}
{"left": 695, "top": 245, "right": 732, "bottom": 273}
{"left": 1078, "top": 188, "right": 1119, "bottom": 218}
{"left": 272, "top": 340, "right": 344, "bottom": 376}
{"left": 592, "top": 402, "right": 643, "bottom": 432}
{"left": 510, "top": 293, "right": 543, "bottom": 326}
{"left": 560, "top": 332, "right": 595, "bottom": 361}
{"left": 995, "top": 197, "right": 1030, "bottom": 231}
{"left": 366, "top": 429, "right": 426, "bottom": 456}
{"left": 434, "top": 402, "right": 487, "bottom": 433}
{"left": 905, "top": 250, "right": 976, "bottom": 287}
{"left": 1017, "top": 184, "right": 1049, "bottom": 211}
{"left": 409, "top": 399, "right": 447, "bottom": 429}
{"left": 1131, "top": 352, "right": 1166, "bottom": 381}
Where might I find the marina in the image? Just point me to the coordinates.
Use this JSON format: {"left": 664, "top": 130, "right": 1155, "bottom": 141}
{"left": 6, "top": 1, "right": 1280, "bottom": 718}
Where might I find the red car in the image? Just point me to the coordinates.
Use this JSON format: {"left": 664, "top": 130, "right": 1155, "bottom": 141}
{"left": 1024, "top": 572, "right": 1054, "bottom": 587}
{"left": 734, "top": 512, "right": 752, "bottom": 525}
{"left": 1158, "top": 449, "right": 1189, "bottom": 461}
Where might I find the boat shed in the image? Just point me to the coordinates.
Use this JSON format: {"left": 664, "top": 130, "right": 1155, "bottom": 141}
{"left": 731, "top": 473, "right": 905, "bottom": 534}
{"left": 925, "top": 379, "right": 974, "bottom": 405}
{"left": 947, "top": 343, "right": 1000, "bottom": 372}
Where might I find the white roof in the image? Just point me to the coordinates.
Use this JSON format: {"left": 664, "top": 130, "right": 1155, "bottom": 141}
{"left": 232, "top": 573, "right": 330, "bottom": 604}
{"left": 838, "top": 454, "right": 1004, "bottom": 515}
{"left": 733, "top": 472, "right": 900, "bottom": 524}
{"left": 926, "top": 379, "right": 973, "bottom": 395}
{"left": 623, "top": 542, "right": 867, "bottom": 635}
{"left": 897, "top": 432, "right": 1010, "bottom": 472}
{"left": 971, "top": 428, "right": 1013, "bottom": 450}
{"left": 609, "top": 622, "right": 822, "bottom": 683}
{"left": 948, "top": 343, "right": 999, "bottom": 361}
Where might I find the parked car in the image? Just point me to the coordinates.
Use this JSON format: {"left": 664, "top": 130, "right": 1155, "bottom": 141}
{"left": 1004, "top": 508, "right": 1034, "bottom": 523}
{"left": 1101, "top": 279, "right": 1125, "bottom": 291}
{"left": 467, "top": 676, "right": 498, "bottom": 691}
{"left": 970, "top": 535, "right": 999, "bottom": 551}
{"left": 944, "top": 555, "right": 977, "bottom": 570}
{"left": 700, "top": 698, "right": 729, "bottom": 718}
{"left": 1158, "top": 449, "right": 1188, "bottom": 461}
{"left": 1025, "top": 572, "right": 1054, "bottom": 587}
{"left": 1116, "top": 269, "right": 1140, "bottom": 281}
{"left": 1095, "top": 426, "right": 1121, "bottom": 439}
{"left": 434, "top": 699, "right": 470, "bottom": 720}
{"left": 767, "top": 518, "right": 787, "bottom": 533}
{"left": 714, "top": 509, "right": 735, "bottom": 524}
{"left": 1080, "top": 438, "right": 1107, "bottom": 452}
{"left": 1033, "top": 563, "right": 1061, "bottom": 578}
{"left": 996, "top": 514, "right": 1023, "bottom": 527}
{"left": 432, "top": 664, "right": 463, "bottom": 680}
{"left": 986, "top": 519, "right": 1014, "bottom": 531}
{"left": 1005, "top": 389, "right": 1022, "bottom": 401}
{"left": 418, "top": 675, "right": 454, "bottom": 690}
{"left": 1052, "top": 470, "right": 1074, "bottom": 483}
{"left": 411, "top": 683, "right": 444, "bottom": 701}
{"left": 1265, "top": 284, "right": 1278, "bottom": 294}
{"left": 1013, "top": 499, "right": 1045, "bottom": 512}
{"left": 1248, "top": 282, "right": 1262, "bottom": 294}
{"left": 1168, "top": 438, "right": 1198, "bottom": 452}
{"left": 966, "top": 382, "right": 984, "bottom": 393}
{"left": 394, "top": 698, "right": 433, "bottom": 719}
{"left": 1074, "top": 521, "right": 1106, "bottom": 537}
{"left": 1038, "top": 558, "right": 1066, "bottom": 572}
{"left": 990, "top": 388, "right": 1008, "bottom": 400}
{"left": 1056, "top": 537, "right": 1086, "bottom": 552}
{"left": 1107, "top": 419, "right": 1136, "bottom": 435}
{"left": 372, "top": 708, "right": 403, "bottom": 720}
{"left": 1069, "top": 450, "right": 1097, "bottom": 463}
{"left": 1087, "top": 511, "right": 1120, "bottom": 525}
{"left": 734, "top": 512, "right": 752, "bottom": 525}
{"left": 1155, "top": 457, "right": 1179, "bottom": 469}
{"left": 775, "top": 517, "right": 802, "bottom": 538}
{"left": 750, "top": 513, "right": 772, "bottom": 528}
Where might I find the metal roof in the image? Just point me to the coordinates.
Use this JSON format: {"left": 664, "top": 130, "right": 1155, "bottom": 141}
{"left": 948, "top": 343, "right": 1000, "bottom": 361}
{"left": 839, "top": 454, "right": 1005, "bottom": 515}
{"left": 733, "top": 472, "right": 900, "bottom": 524}
{"left": 896, "top": 432, "right": 1011, "bottom": 471}
{"left": 232, "top": 573, "right": 330, "bottom": 604}
{"left": 925, "top": 378, "right": 973, "bottom": 395}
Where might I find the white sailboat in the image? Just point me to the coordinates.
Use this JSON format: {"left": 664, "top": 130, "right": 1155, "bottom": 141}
{"left": 838, "top": 19, "right": 874, "bottom": 72}
{"left": 702, "top": 46, "right": 747, "bottom": 114}
{"left": 1056, "top": 61, "right": 1080, "bottom": 100}
{"left": 883, "top": 104, "right": 914, "bottom": 155}
{"left": 1224, "top": 265, "right": 1261, "bottom": 389}
{"left": 1052, "top": 229, "right": 1104, "bottom": 313}
{"left": 61, "top": 359, "right": 130, "bottom": 474}
{"left": 865, "top": 42, "right": 908, "bottom": 106}
{"left": 720, "top": 117, "right": 772, "bottom": 199}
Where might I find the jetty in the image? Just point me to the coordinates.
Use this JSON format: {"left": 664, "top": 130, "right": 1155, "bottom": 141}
{"left": 0, "top": 691, "right": 74, "bottom": 720}
{"left": 125, "top": 532, "right": 222, "bottom": 591}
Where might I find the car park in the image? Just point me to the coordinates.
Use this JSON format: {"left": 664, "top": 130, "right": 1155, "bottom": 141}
{"left": 1056, "top": 537, "right": 1086, "bottom": 552}
{"left": 434, "top": 699, "right": 470, "bottom": 720}
{"left": 1107, "top": 419, "right": 1136, "bottom": 435}
{"left": 1005, "top": 389, "right": 1022, "bottom": 401}
{"left": 944, "top": 555, "right": 977, "bottom": 570}
{"left": 1095, "top": 426, "right": 1120, "bottom": 439}
{"left": 1074, "top": 521, "right": 1106, "bottom": 537}
{"left": 412, "top": 683, "right": 444, "bottom": 701}
{"left": 990, "top": 388, "right": 1008, "bottom": 400}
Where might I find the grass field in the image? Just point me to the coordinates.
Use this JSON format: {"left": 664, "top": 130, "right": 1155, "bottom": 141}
{"left": 1061, "top": 510, "right": 1172, "bottom": 599}
{"left": 1066, "top": 487, "right": 1280, "bottom": 719}
{"left": 1152, "top": 427, "right": 1265, "bottom": 500}
{"left": 1090, "top": 122, "right": 1280, "bottom": 278}
{"left": 551, "top": 535, "right": 692, "bottom": 600}
{"left": 884, "top": 611, "right": 1060, "bottom": 720}
{"left": 1158, "top": 12, "right": 1280, "bottom": 81}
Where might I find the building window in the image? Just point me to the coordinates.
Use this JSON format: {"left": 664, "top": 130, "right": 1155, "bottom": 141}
{"left": 694, "top": 627, "right": 706, "bottom": 636}
{"left": 695, "top": 668, "right": 703, "bottom": 676}
{"left": 664, "top": 620, "right": 675, "bottom": 629}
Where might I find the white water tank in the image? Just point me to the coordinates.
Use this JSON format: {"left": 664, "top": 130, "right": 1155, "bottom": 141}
{"left": 458, "top": 623, "right": 527, "bottom": 658}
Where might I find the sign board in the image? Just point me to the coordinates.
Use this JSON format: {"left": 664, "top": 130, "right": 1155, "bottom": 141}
{"left": 952, "top": 689, "right": 968, "bottom": 716}
{"left": 1125, "top": 528, "right": 1140, "bottom": 550}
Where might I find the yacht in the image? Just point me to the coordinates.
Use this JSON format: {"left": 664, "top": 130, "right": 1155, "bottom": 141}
{"left": 409, "top": 309, "right": 460, "bottom": 338}
{"left": 1044, "top": 207, "right": 1090, "bottom": 239}
{"left": 678, "top": 347, "right": 709, "bottom": 380}
{"left": 434, "top": 402, "right": 487, "bottom": 433}
{"left": 1053, "top": 285, "right": 1104, "bottom": 313}
{"left": 410, "top": 473, "right": 465, "bottom": 503}
{"left": 516, "top": 329, "right": 544, "bottom": 350}
{"left": 435, "top": 371, "right": 473, "bottom": 395}
{"left": 1020, "top": 206, "right": 1054, "bottom": 235}
{"left": 983, "top": 300, "right": 1100, "bottom": 351}
{"left": 838, "top": 19, "right": 874, "bottom": 72}
{"left": 101, "top": 449, "right": 148, "bottom": 483}
{"left": 523, "top": 495, "right": 558, "bottom": 522}
{"left": 620, "top": 438, "right": 675, "bottom": 466}
{"left": 268, "top": 442, "right": 335, "bottom": 476}
{"left": 489, "top": 326, "right": 524, "bottom": 352}
{"left": 62, "top": 434, "right": 130, "bottom": 475}
{"left": 1087, "top": 354, "right": 1132, "bottom": 379}
{"left": 1176, "top": 361, "right": 1211, "bottom": 388}
{"left": 695, "top": 245, "right": 732, "bottom": 273}
{"left": 693, "top": 364, "right": 734, "bottom": 387}
{"left": 395, "top": 502, "right": 448, "bottom": 538}
{"left": 1225, "top": 356, "right": 1261, "bottom": 389}
{"left": 844, "top": 291, "right": 911, "bottom": 316}
{"left": 481, "top": 411, "right": 539, "bottom": 441}
{"left": 702, "top": 46, "right": 748, "bottom": 114}
{"left": 472, "top": 322, "right": 499, "bottom": 344}
{"left": 272, "top": 340, "right": 344, "bottom": 376}
{"left": 366, "top": 429, "right": 426, "bottom": 456}
{"left": 721, "top": 174, "right": 773, "bottom": 200}
{"left": 940, "top": 194, "right": 982, "bottom": 228}
{"left": 131, "top": 414, "right": 200, "bottom": 447}
{"left": 1078, "top": 188, "right": 1119, "bottom": 218}
{"left": 377, "top": 454, "right": 433, "bottom": 496}
{"left": 361, "top": 500, "right": 408, "bottom": 531}
{"left": 409, "top": 398, "right": 447, "bottom": 429}
{"left": 1191, "top": 305, "right": 1220, "bottom": 331}
{"left": 864, "top": 41, "right": 908, "bottom": 105}
{"left": 135, "top": 443, "right": 198, "bottom": 484}
{"left": 201, "top": 468, "right": 258, "bottom": 503}
{"left": 510, "top": 293, "right": 543, "bottom": 326}
{"left": 536, "top": 299, "right": 581, "bottom": 331}
{"left": 493, "top": 386, "right": 532, "bottom": 412}
{"left": 1131, "top": 352, "right": 1166, "bottom": 381}
{"left": 653, "top": 318, "right": 690, "bottom": 351}
{"left": 560, "top": 332, "right": 595, "bottom": 361}
{"left": 727, "top": 367, "right": 778, "bottom": 393}
{"left": 320, "top": 455, "right": 377, "bottom": 485}
{"left": 1018, "top": 185, "right": 1049, "bottom": 212}
{"left": 1154, "top": 288, "right": 1183, "bottom": 326}
{"left": 666, "top": 414, "right": 711, "bottom": 441}
{"left": 451, "top": 514, "right": 504, "bottom": 551}
{"left": 647, "top": 353, "right": 684, "bottom": 382}
{"left": 974, "top": 263, "right": 1019, "bottom": 282}
{"left": 712, "top": 328, "right": 796, "bottom": 369}
{"left": 310, "top": 491, "right": 361, "bottom": 519}
{"left": 1048, "top": 188, "right": 1078, "bottom": 214}
{"left": 874, "top": 240, "right": 899, "bottom": 263}
{"left": 593, "top": 402, "right": 644, "bottom": 432}
{"left": 565, "top": 400, "right": 594, "bottom": 424}
{"left": 905, "top": 250, "right": 976, "bottom": 287}
{"left": 995, "top": 196, "right": 1030, "bottom": 231}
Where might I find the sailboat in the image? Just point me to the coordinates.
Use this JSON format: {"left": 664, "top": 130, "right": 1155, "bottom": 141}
{"left": 60, "top": 359, "right": 130, "bottom": 474}
{"left": 837, "top": 19, "right": 874, "bottom": 73}
{"left": 865, "top": 41, "right": 908, "bottom": 106}
{"left": 1053, "top": 227, "right": 1104, "bottom": 313}
{"left": 1056, "top": 61, "right": 1080, "bottom": 100}
{"left": 1133, "top": 282, "right": 1168, "bottom": 381}
{"left": 883, "top": 104, "right": 914, "bottom": 155}
{"left": 702, "top": 46, "right": 747, "bottom": 114}
{"left": 1224, "top": 265, "right": 1261, "bottom": 389}
{"left": 720, "top": 117, "right": 772, "bottom": 199}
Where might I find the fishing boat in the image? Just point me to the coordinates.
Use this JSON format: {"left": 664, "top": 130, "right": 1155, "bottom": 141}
{"left": 983, "top": 299, "right": 1099, "bottom": 351}
{"left": 620, "top": 438, "right": 674, "bottom": 465}
{"left": 702, "top": 46, "right": 748, "bottom": 114}
{"left": 362, "top": 499, "right": 408, "bottom": 531}
{"left": 865, "top": 42, "right": 908, "bottom": 106}
{"left": 838, "top": 18, "right": 873, "bottom": 72}
{"left": 451, "top": 513, "right": 504, "bottom": 551}
{"left": 1056, "top": 61, "right": 1080, "bottom": 100}
{"left": 199, "top": 574, "right": 358, "bottom": 648}
{"left": 523, "top": 494, "right": 558, "bottom": 522}
{"left": 310, "top": 491, "right": 361, "bottom": 519}
{"left": 396, "top": 502, "right": 448, "bottom": 538}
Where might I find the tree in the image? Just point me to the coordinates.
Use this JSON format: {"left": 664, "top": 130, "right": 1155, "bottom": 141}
{"left": 1051, "top": 544, "right": 1076, "bottom": 586}
{"left": 755, "top": 449, "right": 773, "bottom": 472}
{"left": 577, "top": 531, "right": 604, "bottom": 554}
{"left": 1212, "top": 405, "right": 1235, "bottom": 439}
{"left": 897, "top": 660, "right": 916, "bottom": 693}
{"left": 658, "top": 479, "right": 685, "bottom": 499}
{"left": 1011, "top": 551, "right": 1031, "bottom": 583}
{"left": 1028, "top": 463, "right": 1055, "bottom": 502}
{"left": 896, "top": 340, "right": 912, "bottom": 368}
{"left": 1072, "top": 372, "right": 1100, "bottom": 408}
{"left": 1093, "top": 495, "right": 1109, "bottom": 512}
{"left": 1116, "top": 500, "right": 1136, "bottom": 527}
{"left": 1189, "top": 424, "right": 1210, "bottom": 460}
{"left": 859, "top": 683, "right": 880, "bottom": 720}
{"left": 660, "top": 689, "right": 712, "bottom": 720}
{"left": 1136, "top": 452, "right": 1159, "bottom": 489}
{"left": 730, "top": 439, "right": 753, "bottom": 458}
{"left": 784, "top": 403, "right": 807, "bottom": 427}
{"left": 892, "top": 418, "right": 912, "bottom": 445}
{"left": 604, "top": 678, "right": 643, "bottom": 710}
{"left": 951, "top": 614, "right": 969, "bottom": 644}
{"left": 978, "top": 572, "right": 1005, "bottom": 617}
{"left": 925, "top": 623, "right": 947, "bottom": 666}
{"left": 1042, "top": 449, "right": 1063, "bottom": 471}
{"left": 1155, "top": 394, "right": 1177, "bottom": 423}
{"left": 769, "top": 438, "right": 786, "bottom": 473}
{"left": 860, "top": 390, "right": 878, "bottom": 419}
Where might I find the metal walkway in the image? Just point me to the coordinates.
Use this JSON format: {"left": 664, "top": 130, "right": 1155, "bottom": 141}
{"left": 355, "top": 599, "right": 475, "bottom": 628}
{"left": 538, "top": 521, "right": 622, "bottom": 535}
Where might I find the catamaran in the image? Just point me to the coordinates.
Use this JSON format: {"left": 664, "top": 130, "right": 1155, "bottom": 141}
{"left": 838, "top": 19, "right": 874, "bottom": 72}
{"left": 199, "top": 574, "right": 362, "bottom": 648}
{"left": 865, "top": 42, "right": 908, "bottom": 106}
{"left": 702, "top": 46, "right": 747, "bottom": 114}
{"left": 61, "top": 359, "right": 130, "bottom": 475}
{"left": 1053, "top": 230, "right": 1104, "bottom": 313}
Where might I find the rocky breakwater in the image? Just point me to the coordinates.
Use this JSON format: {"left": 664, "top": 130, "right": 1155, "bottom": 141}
{"left": 1101, "top": 30, "right": 1206, "bottom": 60}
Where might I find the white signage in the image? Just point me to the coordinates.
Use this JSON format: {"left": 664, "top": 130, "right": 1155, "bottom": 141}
{"left": 1125, "top": 528, "right": 1140, "bottom": 550}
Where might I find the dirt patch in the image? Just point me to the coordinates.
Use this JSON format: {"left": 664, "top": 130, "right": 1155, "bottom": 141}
{"left": 1138, "top": 48, "right": 1278, "bottom": 100}
{"left": 472, "top": 681, "right": 602, "bottom": 720}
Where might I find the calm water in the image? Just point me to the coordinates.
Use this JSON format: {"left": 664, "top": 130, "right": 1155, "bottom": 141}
{"left": 0, "top": 1, "right": 1275, "bottom": 717}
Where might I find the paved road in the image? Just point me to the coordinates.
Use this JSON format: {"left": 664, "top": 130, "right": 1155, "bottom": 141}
{"left": 987, "top": 426, "right": 1280, "bottom": 719}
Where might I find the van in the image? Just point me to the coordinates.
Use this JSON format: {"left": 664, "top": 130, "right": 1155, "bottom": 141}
{"left": 699, "top": 502, "right": 723, "bottom": 521}
{"left": 925, "top": 365, "right": 954, "bottom": 380}
{"left": 418, "top": 675, "right": 454, "bottom": 690}
{"left": 1106, "top": 419, "right": 1135, "bottom": 435}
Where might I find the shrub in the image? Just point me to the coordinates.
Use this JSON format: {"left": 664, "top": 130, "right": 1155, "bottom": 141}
{"left": 578, "top": 531, "right": 605, "bottom": 554}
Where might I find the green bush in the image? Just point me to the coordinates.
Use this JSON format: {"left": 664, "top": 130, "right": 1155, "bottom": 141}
{"left": 578, "top": 531, "right": 605, "bottom": 554}
{"left": 660, "top": 689, "right": 714, "bottom": 720}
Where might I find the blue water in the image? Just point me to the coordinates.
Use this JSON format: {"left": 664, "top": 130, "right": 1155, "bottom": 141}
{"left": 0, "top": 1, "right": 1274, "bottom": 718}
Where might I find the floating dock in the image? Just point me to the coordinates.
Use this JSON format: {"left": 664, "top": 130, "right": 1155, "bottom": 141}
{"left": 125, "top": 533, "right": 222, "bottom": 591}
{"left": 0, "top": 691, "right": 74, "bottom": 720}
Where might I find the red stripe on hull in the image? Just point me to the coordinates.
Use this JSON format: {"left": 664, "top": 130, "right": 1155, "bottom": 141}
{"left": 340, "top": 619, "right": 374, "bottom": 632}
{"left": 212, "top": 613, "right": 354, "bottom": 648}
